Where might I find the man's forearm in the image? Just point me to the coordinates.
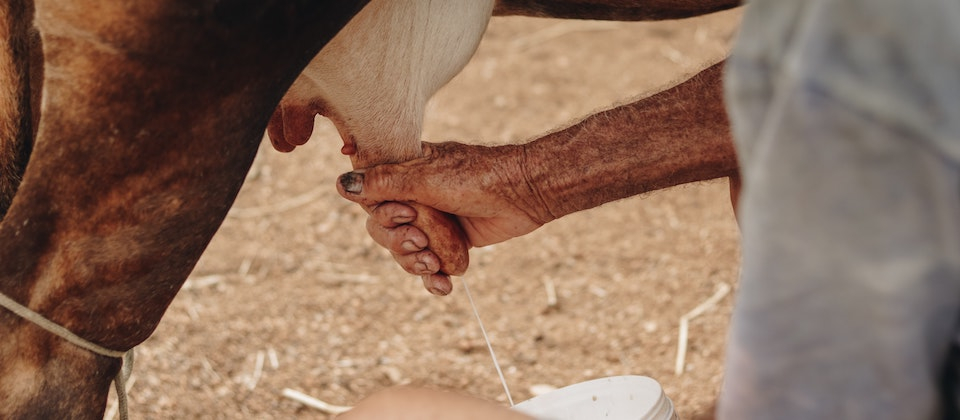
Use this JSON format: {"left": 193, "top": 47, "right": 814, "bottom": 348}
{"left": 523, "top": 60, "right": 737, "bottom": 220}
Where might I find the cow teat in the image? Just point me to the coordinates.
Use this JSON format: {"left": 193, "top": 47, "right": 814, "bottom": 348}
{"left": 269, "top": 0, "right": 493, "bottom": 164}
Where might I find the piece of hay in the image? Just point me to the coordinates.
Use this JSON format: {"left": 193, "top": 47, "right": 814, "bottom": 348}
{"left": 246, "top": 351, "right": 265, "bottom": 390}
{"left": 675, "top": 283, "right": 731, "bottom": 375}
{"left": 281, "top": 388, "right": 353, "bottom": 415}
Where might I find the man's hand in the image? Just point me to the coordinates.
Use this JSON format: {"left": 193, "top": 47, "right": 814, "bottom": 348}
{"left": 336, "top": 61, "right": 738, "bottom": 294}
{"left": 336, "top": 141, "right": 554, "bottom": 289}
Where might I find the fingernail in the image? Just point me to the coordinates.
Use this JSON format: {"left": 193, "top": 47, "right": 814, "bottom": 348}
{"left": 401, "top": 240, "right": 421, "bottom": 252}
{"left": 392, "top": 215, "right": 415, "bottom": 225}
{"left": 340, "top": 172, "right": 363, "bottom": 194}
{"left": 424, "top": 275, "right": 452, "bottom": 296}
{"left": 413, "top": 262, "right": 429, "bottom": 274}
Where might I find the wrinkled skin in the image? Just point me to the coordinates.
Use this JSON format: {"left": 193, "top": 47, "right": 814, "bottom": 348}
{"left": 338, "top": 3, "right": 742, "bottom": 294}
{"left": 338, "top": 61, "right": 738, "bottom": 285}
{"left": 339, "top": 142, "right": 542, "bottom": 248}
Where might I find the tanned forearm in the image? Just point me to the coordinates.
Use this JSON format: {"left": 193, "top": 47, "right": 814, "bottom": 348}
{"left": 523, "top": 60, "right": 737, "bottom": 220}
{"left": 493, "top": 0, "right": 742, "bottom": 21}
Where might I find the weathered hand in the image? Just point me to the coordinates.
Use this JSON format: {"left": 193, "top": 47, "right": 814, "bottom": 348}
{"left": 337, "top": 62, "right": 737, "bottom": 294}
{"left": 337, "top": 141, "right": 554, "bottom": 290}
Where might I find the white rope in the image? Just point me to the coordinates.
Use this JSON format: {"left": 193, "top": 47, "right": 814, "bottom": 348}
{"left": 460, "top": 277, "right": 515, "bottom": 406}
{"left": 0, "top": 291, "right": 133, "bottom": 420}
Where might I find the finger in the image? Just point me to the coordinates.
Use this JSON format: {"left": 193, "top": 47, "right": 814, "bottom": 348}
{"left": 336, "top": 151, "right": 434, "bottom": 206}
{"left": 341, "top": 183, "right": 470, "bottom": 275}
{"left": 338, "top": 170, "right": 416, "bottom": 208}
{"left": 337, "top": 171, "right": 382, "bottom": 207}
{"left": 422, "top": 273, "right": 452, "bottom": 296}
{"left": 366, "top": 217, "right": 428, "bottom": 255}
{"left": 390, "top": 249, "right": 441, "bottom": 276}
{"left": 388, "top": 251, "right": 423, "bottom": 275}
{"left": 407, "top": 202, "right": 470, "bottom": 276}
{"left": 369, "top": 202, "right": 417, "bottom": 228}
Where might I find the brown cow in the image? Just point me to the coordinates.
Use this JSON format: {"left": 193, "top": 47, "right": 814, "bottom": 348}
{"left": 0, "top": 0, "right": 40, "bottom": 219}
{"left": 0, "top": 0, "right": 740, "bottom": 418}
{"left": 0, "top": 1, "right": 370, "bottom": 417}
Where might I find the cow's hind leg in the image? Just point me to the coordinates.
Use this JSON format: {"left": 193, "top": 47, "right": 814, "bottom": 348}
{"left": 0, "top": 1, "right": 368, "bottom": 417}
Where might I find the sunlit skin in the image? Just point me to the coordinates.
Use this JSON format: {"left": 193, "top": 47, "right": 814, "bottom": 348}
{"left": 338, "top": 387, "right": 535, "bottom": 420}
{"left": 337, "top": 61, "right": 738, "bottom": 288}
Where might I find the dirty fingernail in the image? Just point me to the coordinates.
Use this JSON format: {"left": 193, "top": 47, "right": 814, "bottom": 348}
{"left": 340, "top": 172, "right": 364, "bottom": 194}
{"left": 401, "top": 240, "right": 421, "bottom": 252}
{"left": 392, "top": 215, "right": 415, "bottom": 224}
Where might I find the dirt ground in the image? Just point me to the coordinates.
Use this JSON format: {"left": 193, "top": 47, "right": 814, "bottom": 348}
{"left": 123, "top": 8, "right": 743, "bottom": 419}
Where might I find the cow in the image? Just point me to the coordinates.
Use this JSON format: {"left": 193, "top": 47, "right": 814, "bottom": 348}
{"left": 0, "top": 0, "right": 740, "bottom": 418}
{"left": 0, "top": 0, "right": 39, "bottom": 219}
{"left": 0, "top": 1, "right": 371, "bottom": 417}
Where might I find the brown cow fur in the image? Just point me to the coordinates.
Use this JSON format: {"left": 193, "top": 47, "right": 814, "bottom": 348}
{"left": 0, "top": 1, "right": 369, "bottom": 418}
{"left": 0, "top": 0, "right": 40, "bottom": 219}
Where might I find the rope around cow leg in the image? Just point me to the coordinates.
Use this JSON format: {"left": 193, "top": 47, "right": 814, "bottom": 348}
{"left": 0, "top": 292, "right": 134, "bottom": 420}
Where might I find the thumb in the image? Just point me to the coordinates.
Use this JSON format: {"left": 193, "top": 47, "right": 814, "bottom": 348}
{"left": 336, "top": 165, "right": 421, "bottom": 207}
{"left": 336, "top": 141, "right": 452, "bottom": 207}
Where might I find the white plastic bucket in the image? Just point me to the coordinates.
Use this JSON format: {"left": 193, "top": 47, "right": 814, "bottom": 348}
{"left": 511, "top": 375, "right": 677, "bottom": 420}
